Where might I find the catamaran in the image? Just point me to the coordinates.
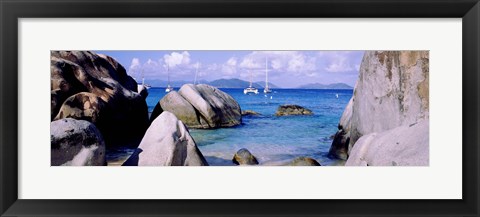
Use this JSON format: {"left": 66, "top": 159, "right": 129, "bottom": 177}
{"left": 165, "top": 65, "right": 174, "bottom": 93}
{"left": 243, "top": 70, "right": 259, "bottom": 95}
{"left": 264, "top": 57, "right": 272, "bottom": 94}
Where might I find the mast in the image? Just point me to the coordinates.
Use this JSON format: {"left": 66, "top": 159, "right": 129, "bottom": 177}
{"left": 194, "top": 62, "right": 199, "bottom": 85}
{"left": 249, "top": 70, "right": 253, "bottom": 88}
{"left": 265, "top": 57, "right": 269, "bottom": 90}
{"left": 141, "top": 69, "right": 145, "bottom": 86}
{"left": 167, "top": 64, "right": 170, "bottom": 87}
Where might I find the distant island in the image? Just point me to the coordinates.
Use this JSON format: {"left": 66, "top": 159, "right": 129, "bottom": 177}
{"left": 145, "top": 78, "right": 279, "bottom": 89}
{"left": 208, "top": 78, "right": 279, "bottom": 89}
{"left": 145, "top": 78, "right": 352, "bottom": 89}
{"left": 297, "top": 83, "right": 353, "bottom": 89}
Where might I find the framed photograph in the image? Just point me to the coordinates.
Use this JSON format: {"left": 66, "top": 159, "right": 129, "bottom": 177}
{"left": 1, "top": 0, "right": 478, "bottom": 216}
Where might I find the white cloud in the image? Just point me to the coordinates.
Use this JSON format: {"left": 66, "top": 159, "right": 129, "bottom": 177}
{"left": 128, "top": 58, "right": 141, "bottom": 73}
{"left": 239, "top": 56, "right": 262, "bottom": 69}
{"left": 221, "top": 57, "right": 238, "bottom": 76}
{"left": 164, "top": 51, "right": 191, "bottom": 68}
{"left": 123, "top": 50, "right": 363, "bottom": 86}
{"left": 321, "top": 51, "right": 361, "bottom": 73}
{"left": 239, "top": 51, "right": 317, "bottom": 76}
{"left": 206, "top": 63, "right": 218, "bottom": 71}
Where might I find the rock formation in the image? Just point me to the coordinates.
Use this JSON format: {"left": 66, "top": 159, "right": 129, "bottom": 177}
{"left": 329, "top": 51, "right": 429, "bottom": 166}
{"left": 232, "top": 148, "right": 259, "bottom": 165}
{"left": 123, "top": 111, "right": 209, "bottom": 166}
{"left": 51, "top": 51, "right": 149, "bottom": 148}
{"left": 346, "top": 120, "right": 429, "bottom": 166}
{"left": 275, "top": 104, "right": 313, "bottom": 116}
{"left": 241, "top": 110, "right": 261, "bottom": 116}
{"left": 51, "top": 118, "right": 106, "bottom": 166}
{"left": 150, "top": 84, "right": 242, "bottom": 129}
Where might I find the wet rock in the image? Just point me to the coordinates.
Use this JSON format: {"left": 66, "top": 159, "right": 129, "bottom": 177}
{"left": 275, "top": 104, "right": 313, "bottom": 116}
{"left": 286, "top": 157, "right": 321, "bottom": 166}
{"left": 241, "top": 110, "right": 261, "bottom": 116}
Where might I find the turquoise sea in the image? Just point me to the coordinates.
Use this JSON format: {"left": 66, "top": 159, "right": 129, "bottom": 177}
{"left": 107, "top": 88, "right": 352, "bottom": 166}
{"left": 151, "top": 87, "right": 351, "bottom": 166}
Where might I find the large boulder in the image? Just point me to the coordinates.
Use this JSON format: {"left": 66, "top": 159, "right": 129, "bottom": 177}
{"left": 51, "top": 51, "right": 149, "bottom": 147}
{"left": 150, "top": 84, "right": 242, "bottom": 129}
{"left": 232, "top": 148, "right": 259, "bottom": 165}
{"left": 123, "top": 111, "right": 209, "bottom": 166}
{"left": 275, "top": 104, "right": 313, "bottom": 116}
{"left": 349, "top": 51, "right": 429, "bottom": 145}
{"left": 345, "top": 120, "right": 429, "bottom": 166}
{"left": 51, "top": 118, "right": 106, "bottom": 166}
{"left": 328, "top": 51, "right": 429, "bottom": 163}
{"left": 151, "top": 91, "right": 201, "bottom": 127}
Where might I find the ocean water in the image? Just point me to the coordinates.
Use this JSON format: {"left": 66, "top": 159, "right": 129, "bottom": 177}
{"left": 108, "top": 88, "right": 352, "bottom": 166}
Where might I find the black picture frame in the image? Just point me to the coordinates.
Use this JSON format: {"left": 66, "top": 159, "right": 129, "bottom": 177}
{"left": 1, "top": 0, "right": 479, "bottom": 216}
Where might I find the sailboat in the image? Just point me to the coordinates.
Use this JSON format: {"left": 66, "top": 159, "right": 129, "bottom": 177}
{"left": 243, "top": 70, "right": 259, "bottom": 95}
{"left": 137, "top": 70, "right": 151, "bottom": 91}
{"left": 263, "top": 57, "right": 272, "bottom": 94}
{"left": 165, "top": 64, "right": 174, "bottom": 93}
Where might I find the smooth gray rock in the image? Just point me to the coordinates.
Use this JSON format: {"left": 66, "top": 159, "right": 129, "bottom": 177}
{"left": 150, "top": 91, "right": 201, "bottom": 127}
{"left": 232, "top": 148, "right": 259, "bottom": 165}
{"left": 275, "top": 104, "right": 313, "bottom": 116}
{"left": 177, "top": 84, "right": 242, "bottom": 128}
{"left": 349, "top": 51, "right": 429, "bottom": 145}
{"left": 346, "top": 120, "right": 429, "bottom": 166}
{"left": 123, "top": 111, "right": 208, "bottom": 166}
{"left": 327, "top": 51, "right": 429, "bottom": 164}
{"left": 51, "top": 118, "right": 106, "bottom": 166}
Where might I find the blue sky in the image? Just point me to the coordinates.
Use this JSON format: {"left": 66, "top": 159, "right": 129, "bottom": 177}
{"left": 95, "top": 50, "right": 364, "bottom": 88}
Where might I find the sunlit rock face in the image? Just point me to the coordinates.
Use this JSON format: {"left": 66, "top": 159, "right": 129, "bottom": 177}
{"left": 150, "top": 84, "right": 242, "bottom": 129}
{"left": 329, "top": 51, "right": 429, "bottom": 165}
{"left": 123, "top": 111, "right": 209, "bottom": 166}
